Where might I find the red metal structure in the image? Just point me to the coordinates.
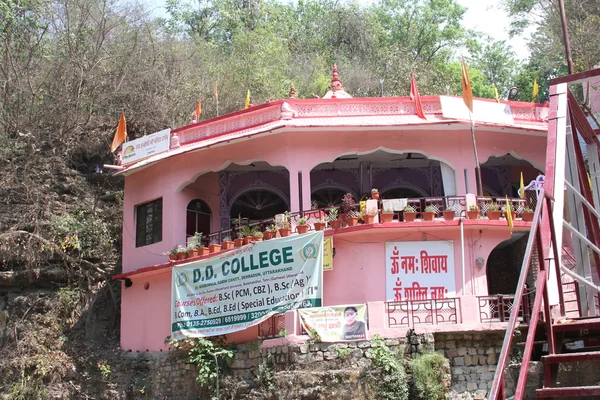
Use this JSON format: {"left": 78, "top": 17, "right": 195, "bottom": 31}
{"left": 490, "top": 68, "right": 600, "bottom": 399}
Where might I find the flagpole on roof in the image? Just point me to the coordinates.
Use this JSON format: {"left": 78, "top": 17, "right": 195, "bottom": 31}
{"left": 461, "top": 57, "right": 483, "bottom": 196}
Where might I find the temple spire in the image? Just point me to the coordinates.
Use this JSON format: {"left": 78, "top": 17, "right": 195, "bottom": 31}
{"left": 322, "top": 64, "right": 352, "bottom": 99}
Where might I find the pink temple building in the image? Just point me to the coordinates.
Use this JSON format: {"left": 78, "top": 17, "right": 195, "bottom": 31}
{"left": 113, "top": 67, "right": 551, "bottom": 353}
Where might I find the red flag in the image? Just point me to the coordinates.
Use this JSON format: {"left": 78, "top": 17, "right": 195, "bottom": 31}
{"left": 410, "top": 72, "right": 426, "bottom": 119}
{"left": 110, "top": 112, "right": 127, "bottom": 152}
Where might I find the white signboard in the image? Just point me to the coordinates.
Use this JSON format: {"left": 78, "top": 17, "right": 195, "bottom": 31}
{"left": 121, "top": 128, "right": 171, "bottom": 165}
{"left": 440, "top": 96, "right": 515, "bottom": 125}
{"left": 171, "top": 231, "right": 324, "bottom": 339}
{"left": 385, "top": 241, "right": 455, "bottom": 301}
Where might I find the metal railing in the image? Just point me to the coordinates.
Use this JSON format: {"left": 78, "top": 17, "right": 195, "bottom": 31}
{"left": 257, "top": 313, "right": 286, "bottom": 339}
{"left": 478, "top": 294, "right": 532, "bottom": 323}
{"left": 476, "top": 196, "right": 528, "bottom": 217}
{"left": 386, "top": 298, "right": 460, "bottom": 328}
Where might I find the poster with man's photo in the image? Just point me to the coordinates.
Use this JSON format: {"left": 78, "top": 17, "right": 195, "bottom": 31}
{"left": 299, "top": 304, "right": 368, "bottom": 342}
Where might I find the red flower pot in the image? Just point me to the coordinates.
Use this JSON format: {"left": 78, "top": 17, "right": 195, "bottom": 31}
{"left": 234, "top": 238, "right": 244, "bottom": 248}
{"left": 347, "top": 217, "right": 359, "bottom": 226}
{"left": 296, "top": 224, "right": 309, "bottom": 234}
{"left": 279, "top": 228, "right": 291, "bottom": 237}
{"left": 380, "top": 212, "right": 394, "bottom": 223}
{"left": 329, "top": 220, "right": 342, "bottom": 229}
{"left": 314, "top": 222, "right": 326, "bottom": 231}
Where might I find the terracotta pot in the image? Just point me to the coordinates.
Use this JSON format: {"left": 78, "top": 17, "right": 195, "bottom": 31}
{"left": 329, "top": 220, "right": 342, "bottom": 229}
{"left": 347, "top": 217, "right": 359, "bottom": 226}
{"left": 487, "top": 210, "right": 502, "bottom": 220}
{"left": 297, "top": 224, "right": 309, "bottom": 234}
{"left": 422, "top": 211, "right": 436, "bottom": 221}
{"left": 509, "top": 212, "right": 516, "bottom": 221}
{"left": 380, "top": 212, "right": 394, "bottom": 223}
{"left": 222, "top": 241, "right": 235, "bottom": 250}
{"left": 467, "top": 210, "right": 479, "bottom": 220}
{"left": 263, "top": 231, "right": 273, "bottom": 240}
{"left": 168, "top": 254, "right": 177, "bottom": 261}
{"left": 177, "top": 252, "right": 187, "bottom": 260}
{"left": 522, "top": 212, "right": 534, "bottom": 222}
{"left": 199, "top": 247, "right": 210, "bottom": 255}
{"left": 243, "top": 236, "right": 253, "bottom": 245}
{"left": 403, "top": 212, "right": 417, "bottom": 222}
{"left": 279, "top": 228, "right": 291, "bottom": 237}
{"left": 314, "top": 222, "right": 327, "bottom": 231}
{"left": 443, "top": 210, "right": 455, "bottom": 221}
{"left": 371, "top": 192, "right": 380, "bottom": 200}
{"left": 363, "top": 215, "right": 375, "bottom": 224}
{"left": 234, "top": 238, "right": 244, "bottom": 248}
{"left": 188, "top": 249, "right": 199, "bottom": 258}
{"left": 209, "top": 244, "right": 222, "bottom": 253}
{"left": 253, "top": 236, "right": 263, "bottom": 242}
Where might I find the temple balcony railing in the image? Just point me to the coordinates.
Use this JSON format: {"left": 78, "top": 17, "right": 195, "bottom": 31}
{"left": 386, "top": 298, "right": 460, "bottom": 328}
{"left": 187, "top": 195, "right": 530, "bottom": 247}
{"left": 477, "top": 294, "right": 533, "bottom": 324}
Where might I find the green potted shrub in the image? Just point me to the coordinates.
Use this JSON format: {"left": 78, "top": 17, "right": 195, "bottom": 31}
{"left": 296, "top": 216, "right": 309, "bottom": 234}
{"left": 521, "top": 207, "right": 534, "bottom": 222}
{"left": 278, "top": 212, "right": 292, "bottom": 237}
{"left": 175, "top": 245, "right": 188, "bottom": 260}
{"left": 187, "top": 241, "right": 199, "bottom": 258}
{"left": 240, "top": 225, "right": 253, "bottom": 245}
{"left": 487, "top": 203, "right": 501, "bottom": 220}
{"left": 467, "top": 205, "right": 479, "bottom": 220}
{"left": 314, "top": 216, "right": 327, "bottom": 231}
{"left": 363, "top": 209, "right": 378, "bottom": 224}
{"left": 221, "top": 235, "right": 234, "bottom": 250}
{"left": 234, "top": 232, "right": 244, "bottom": 248}
{"left": 165, "top": 246, "right": 178, "bottom": 261}
{"left": 380, "top": 208, "right": 394, "bottom": 223}
{"left": 253, "top": 228, "right": 264, "bottom": 242}
{"left": 371, "top": 188, "right": 380, "bottom": 200}
{"left": 328, "top": 207, "right": 341, "bottom": 229}
{"left": 347, "top": 211, "right": 359, "bottom": 226}
{"left": 422, "top": 205, "right": 437, "bottom": 221}
{"left": 264, "top": 224, "right": 277, "bottom": 240}
{"left": 403, "top": 205, "right": 417, "bottom": 222}
{"left": 209, "top": 237, "right": 221, "bottom": 253}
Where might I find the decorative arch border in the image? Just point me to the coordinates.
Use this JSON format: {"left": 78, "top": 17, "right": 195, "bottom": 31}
{"left": 186, "top": 198, "right": 212, "bottom": 215}
{"left": 481, "top": 150, "right": 545, "bottom": 172}
{"left": 379, "top": 183, "right": 429, "bottom": 198}
{"left": 310, "top": 183, "right": 358, "bottom": 199}
{"left": 227, "top": 185, "right": 290, "bottom": 211}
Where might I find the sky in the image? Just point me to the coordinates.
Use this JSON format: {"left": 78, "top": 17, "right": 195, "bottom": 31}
{"left": 148, "top": 0, "right": 532, "bottom": 61}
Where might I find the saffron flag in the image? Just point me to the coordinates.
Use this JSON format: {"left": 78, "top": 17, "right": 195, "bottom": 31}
{"left": 532, "top": 78, "right": 539, "bottom": 102}
{"left": 110, "top": 111, "right": 127, "bottom": 152}
{"left": 520, "top": 172, "right": 525, "bottom": 199}
{"left": 214, "top": 80, "right": 219, "bottom": 100}
{"left": 410, "top": 71, "right": 426, "bottom": 119}
{"left": 461, "top": 57, "right": 473, "bottom": 113}
{"left": 244, "top": 90, "right": 251, "bottom": 109}
{"left": 494, "top": 85, "right": 500, "bottom": 103}
{"left": 505, "top": 196, "right": 514, "bottom": 231}
{"left": 195, "top": 101, "right": 202, "bottom": 119}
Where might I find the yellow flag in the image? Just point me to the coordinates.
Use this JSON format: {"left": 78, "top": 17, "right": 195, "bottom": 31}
{"left": 520, "top": 172, "right": 525, "bottom": 199}
{"left": 588, "top": 173, "right": 593, "bottom": 189}
{"left": 532, "top": 78, "right": 539, "bottom": 102}
{"left": 506, "top": 196, "right": 514, "bottom": 231}
{"left": 494, "top": 85, "right": 500, "bottom": 103}
{"left": 244, "top": 90, "right": 251, "bottom": 109}
{"left": 461, "top": 57, "right": 473, "bottom": 113}
{"left": 110, "top": 111, "right": 127, "bottom": 152}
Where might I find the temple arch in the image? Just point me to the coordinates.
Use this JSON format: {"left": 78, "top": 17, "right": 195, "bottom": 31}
{"left": 186, "top": 199, "right": 212, "bottom": 238}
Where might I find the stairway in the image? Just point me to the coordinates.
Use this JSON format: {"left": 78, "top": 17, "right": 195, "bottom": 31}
{"left": 536, "top": 318, "right": 600, "bottom": 399}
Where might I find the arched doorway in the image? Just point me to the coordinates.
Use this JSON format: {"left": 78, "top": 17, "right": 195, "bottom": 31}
{"left": 381, "top": 187, "right": 425, "bottom": 199}
{"left": 186, "top": 199, "right": 211, "bottom": 238}
{"left": 229, "top": 189, "right": 289, "bottom": 221}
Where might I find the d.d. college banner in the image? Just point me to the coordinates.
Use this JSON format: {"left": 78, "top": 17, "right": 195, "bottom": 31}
{"left": 171, "top": 231, "right": 324, "bottom": 339}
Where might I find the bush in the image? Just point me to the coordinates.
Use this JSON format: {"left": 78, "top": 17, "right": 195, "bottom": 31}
{"left": 411, "top": 352, "right": 449, "bottom": 400}
{"left": 50, "top": 210, "right": 114, "bottom": 260}
{"left": 369, "top": 336, "right": 409, "bottom": 400}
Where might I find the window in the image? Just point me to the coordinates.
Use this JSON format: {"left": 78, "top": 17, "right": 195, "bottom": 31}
{"left": 136, "top": 198, "right": 162, "bottom": 247}
{"left": 186, "top": 199, "right": 211, "bottom": 238}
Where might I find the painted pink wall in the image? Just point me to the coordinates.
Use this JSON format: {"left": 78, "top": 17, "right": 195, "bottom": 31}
{"left": 119, "top": 226, "right": 514, "bottom": 351}
{"left": 122, "top": 127, "right": 546, "bottom": 274}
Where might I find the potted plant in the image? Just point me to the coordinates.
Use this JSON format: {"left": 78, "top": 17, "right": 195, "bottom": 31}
{"left": 363, "top": 209, "right": 377, "bottom": 224}
{"left": 422, "top": 205, "right": 437, "bottom": 221}
{"left": 487, "top": 203, "right": 502, "bottom": 220}
{"left": 341, "top": 193, "right": 356, "bottom": 225}
{"left": 234, "top": 232, "right": 244, "bottom": 248}
{"left": 521, "top": 207, "right": 534, "bottom": 222}
{"left": 209, "top": 238, "right": 222, "bottom": 253}
{"left": 253, "top": 229, "right": 264, "bottom": 242}
{"left": 278, "top": 220, "right": 291, "bottom": 237}
{"left": 221, "top": 235, "right": 234, "bottom": 250}
{"left": 175, "top": 245, "right": 188, "bottom": 260}
{"left": 467, "top": 205, "right": 480, "bottom": 220}
{"left": 240, "top": 226, "right": 253, "bottom": 245}
{"left": 328, "top": 208, "right": 341, "bottom": 229}
{"left": 165, "top": 246, "right": 178, "bottom": 261}
{"left": 403, "top": 205, "right": 417, "bottom": 222}
{"left": 371, "top": 188, "right": 380, "bottom": 200}
{"left": 347, "top": 212, "right": 359, "bottom": 226}
{"left": 187, "top": 241, "right": 199, "bottom": 258}
{"left": 264, "top": 224, "right": 277, "bottom": 240}
{"left": 296, "top": 216, "right": 309, "bottom": 234}
{"left": 443, "top": 208, "right": 456, "bottom": 221}
{"left": 380, "top": 208, "right": 394, "bottom": 223}
{"left": 314, "top": 216, "right": 327, "bottom": 231}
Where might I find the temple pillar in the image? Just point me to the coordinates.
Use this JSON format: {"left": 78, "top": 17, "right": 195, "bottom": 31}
{"left": 219, "top": 171, "right": 230, "bottom": 229}
{"left": 301, "top": 170, "right": 312, "bottom": 211}
{"left": 289, "top": 169, "right": 300, "bottom": 212}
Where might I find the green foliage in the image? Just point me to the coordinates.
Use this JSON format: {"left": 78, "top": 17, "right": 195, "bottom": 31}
{"left": 8, "top": 371, "right": 48, "bottom": 400}
{"left": 334, "top": 345, "right": 352, "bottom": 359}
{"left": 256, "top": 357, "right": 275, "bottom": 393}
{"left": 411, "top": 352, "right": 449, "bottom": 400}
{"left": 97, "top": 360, "right": 112, "bottom": 378}
{"left": 167, "top": 336, "right": 233, "bottom": 392}
{"left": 369, "top": 335, "right": 409, "bottom": 400}
{"left": 50, "top": 211, "right": 114, "bottom": 259}
{"left": 56, "top": 286, "right": 81, "bottom": 326}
